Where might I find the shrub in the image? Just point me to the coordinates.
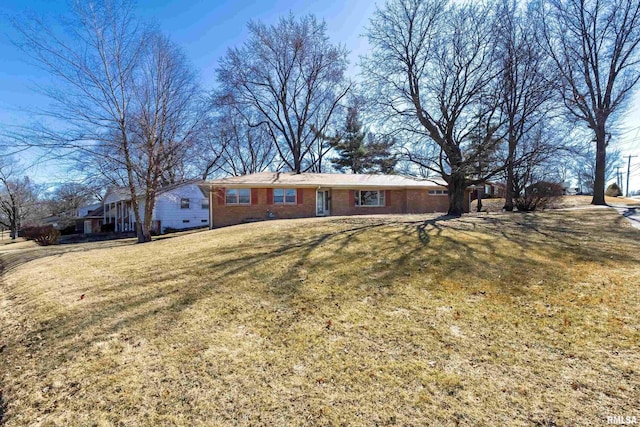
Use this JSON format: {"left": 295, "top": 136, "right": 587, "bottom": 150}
{"left": 516, "top": 181, "right": 564, "bottom": 212}
{"left": 605, "top": 182, "right": 622, "bottom": 197}
{"left": 59, "top": 224, "right": 77, "bottom": 235}
{"left": 101, "top": 223, "right": 115, "bottom": 232}
{"left": 22, "top": 226, "right": 61, "bottom": 246}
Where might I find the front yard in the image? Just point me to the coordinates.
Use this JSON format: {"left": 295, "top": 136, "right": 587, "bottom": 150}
{"left": 1, "top": 208, "right": 638, "bottom": 425}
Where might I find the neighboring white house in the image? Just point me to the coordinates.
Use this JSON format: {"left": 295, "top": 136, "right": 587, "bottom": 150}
{"left": 103, "top": 180, "right": 209, "bottom": 234}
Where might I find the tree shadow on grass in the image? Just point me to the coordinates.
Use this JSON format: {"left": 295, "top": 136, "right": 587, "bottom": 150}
{"left": 4, "top": 209, "right": 640, "bottom": 402}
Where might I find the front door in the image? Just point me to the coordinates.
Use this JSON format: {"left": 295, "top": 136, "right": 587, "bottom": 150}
{"left": 316, "top": 190, "right": 325, "bottom": 216}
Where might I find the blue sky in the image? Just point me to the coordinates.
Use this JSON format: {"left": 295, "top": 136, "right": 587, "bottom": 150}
{"left": 0, "top": 0, "right": 374, "bottom": 124}
{"left": 0, "top": 0, "right": 377, "bottom": 184}
{"left": 1, "top": 0, "right": 640, "bottom": 191}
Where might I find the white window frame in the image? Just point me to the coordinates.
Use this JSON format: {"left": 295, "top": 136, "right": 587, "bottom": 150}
{"left": 428, "top": 189, "right": 449, "bottom": 195}
{"left": 274, "top": 188, "right": 297, "bottom": 204}
{"left": 355, "top": 190, "right": 385, "bottom": 207}
{"left": 226, "top": 188, "right": 251, "bottom": 205}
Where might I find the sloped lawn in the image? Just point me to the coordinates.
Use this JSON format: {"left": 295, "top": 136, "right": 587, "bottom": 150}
{"left": 1, "top": 209, "right": 638, "bottom": 426}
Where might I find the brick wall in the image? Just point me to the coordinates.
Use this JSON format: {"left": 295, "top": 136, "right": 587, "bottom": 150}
{"left": 210, "top": 186, "right": 471, "bottom": 228}
{"left": 331, "top": 189, "right": 407, "bottom": 215}
{"left": 406, "top": 189, "right": 450, "bottom": 213}
{"left": 211, "top": 187, "right": 316, "bottom": 227}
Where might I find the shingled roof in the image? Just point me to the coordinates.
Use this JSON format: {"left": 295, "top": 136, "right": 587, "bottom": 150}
{"left": 202, "top": 172, "right": 448, "bottom": 189}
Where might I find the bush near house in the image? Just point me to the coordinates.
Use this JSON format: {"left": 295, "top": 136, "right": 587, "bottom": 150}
{"left": 516, "top": 181, "right": 564, "bottom": 211}
{"left": 21, "top": 225, "right": 61, "bottom": 246}
{"left": 100, "top": 223, "right": 115, "bottom": 233}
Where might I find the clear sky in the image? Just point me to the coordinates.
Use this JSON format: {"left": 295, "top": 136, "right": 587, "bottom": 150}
{"left": 1, "top": 0, "right": 639, "bottom": 192}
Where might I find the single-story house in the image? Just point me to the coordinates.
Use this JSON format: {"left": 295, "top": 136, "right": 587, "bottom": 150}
{"left": 199, "top": 172, "right": 475, "bottom": 228}
{"left": 103, "top": 180, "right": 209, "bottom": 234}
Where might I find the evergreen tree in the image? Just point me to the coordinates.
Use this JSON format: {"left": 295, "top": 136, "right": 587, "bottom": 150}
{"left": 330, "top": 106, "right": 397, "bottom": 174}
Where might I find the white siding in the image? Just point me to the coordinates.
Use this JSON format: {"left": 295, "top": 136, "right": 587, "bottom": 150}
{"left": 103, "top": 191, "right": 129, "bottom": 204}
{"left": 153, "top": 183, "right": 209, "bottom": 232}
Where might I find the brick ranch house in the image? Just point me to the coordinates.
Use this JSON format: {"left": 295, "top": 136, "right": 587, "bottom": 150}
{"left": 200, "top": 172, "right": 479, "bottom": 228}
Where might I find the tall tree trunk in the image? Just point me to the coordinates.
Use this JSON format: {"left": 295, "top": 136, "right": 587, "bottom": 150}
{"left": 592, "top": 124, "right": 607, "bottom": 205}
{"left": 448, "top": 171, "right": 467, "bottom": 217}
{"left": 142, "top": 192, "right": 154, "bottom": 242}
{"left": 504, "top": 135, "right": 517, "bottom": 211}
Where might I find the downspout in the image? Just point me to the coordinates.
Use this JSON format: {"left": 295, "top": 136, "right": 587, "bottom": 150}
{"left": 209, "top": 186, "right": 214, "bottom": 230}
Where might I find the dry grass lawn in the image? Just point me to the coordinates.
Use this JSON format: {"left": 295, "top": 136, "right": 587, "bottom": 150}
{"left": 1, "top": 208, "right": 639, "bottom": 426}
{"left": 472, "top": 195, "right": 640, "bottom": 212}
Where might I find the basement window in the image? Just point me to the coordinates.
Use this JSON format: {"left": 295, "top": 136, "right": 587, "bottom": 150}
{"left": 183, "top": 219, "right": 190, "bottom": 223}
{"left": 355, "top": 190, "right": 385, "bottom": 207}
{"left": 428, "top": 190, "right": 448, "bottom": 195}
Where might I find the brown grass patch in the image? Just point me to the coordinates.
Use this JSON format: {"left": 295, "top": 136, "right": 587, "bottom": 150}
{"left": 472, "top": 195, "right": 640, "bottom": 212}
{"left": 1, "top": 209, "right": 639, "bottom": 425}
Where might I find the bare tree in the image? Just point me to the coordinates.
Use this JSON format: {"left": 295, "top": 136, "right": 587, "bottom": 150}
{"left": 12, "top": 0, "right": 204, "bottom": 242}
{"left": 497, "top": 0, "right": 559, "bottom": 211}
{"left": 363, "top": 0, "right": 505, "bottom": 215}
{"left": 45, "top": 182, "right": 96, "bottom": 220}
{"left": 571, "top": 143, "right": 622, "bottom": 194}
{"left": 126, "top": 32, "right": 205, "bottom": 239}
{"left": 196, "top": 105, "right": 278, "bottom": 178}
{"left": 0, "top": 158, "right": 40, "bottom": 239}
{"left": 540, "top": 0, "right": 640, "bottom": 205}
{"left": 216, "top": 14, "right": 350, "bottom": 173}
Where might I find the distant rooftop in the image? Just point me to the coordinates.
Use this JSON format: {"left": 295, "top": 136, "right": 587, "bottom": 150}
{"left": 203, "top": 172, "right": 448, "bottom": 188}
{"left": 104, "top": 179, "right": 205, "bottom": 201}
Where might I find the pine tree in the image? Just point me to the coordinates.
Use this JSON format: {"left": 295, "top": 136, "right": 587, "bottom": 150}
{"left": 330, "top": 106, "right": 397, "bottom": 174}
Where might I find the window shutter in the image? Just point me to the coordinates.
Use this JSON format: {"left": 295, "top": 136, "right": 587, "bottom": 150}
{"left": 251, "top": 188, "right": 259, "bottom": 205}
{"left": 217, "top": 187, "right": 226, "bottom": 205}
{"left": 349, "top": 190, "right": 356, "bottom": 206}
{"left": 297, "top": 188, "right": 304, "bottom": 204}
{"left": 266, "top": 188, "right": 273, "bottom": 204}
{"left": 385, "top": 190, "right": 390, "bottom": 207}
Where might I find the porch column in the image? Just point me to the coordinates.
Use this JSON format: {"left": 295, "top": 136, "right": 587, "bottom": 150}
{"left": 121, "top": 201, "right": 124, "bottom": 232}
{"left": 115, "top": 202, "right": 118, "bottom": 231}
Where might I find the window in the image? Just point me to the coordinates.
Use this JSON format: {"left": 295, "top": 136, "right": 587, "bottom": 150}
{"left": 181, "top": 198, "right": 190, "bottom": 209}
{"left": 201, "top": 199, "right": 209, "bottom": 209}
{"left": 355, "top": 190, "right": 385, "bottom": 207}
{"left": 274, "top": 188, "right": 297, "bottom": 204}
{"left": 428, "top": 190, "right": 448, "bottom": 195}
{"left": 226, "top": 188, "right": 251, "bottom": 205}
{"left": 183, "top": 219, "right": 190, "bottom": 223}
{"left": 201, "top": 219, "right": 208, "bottom": 223}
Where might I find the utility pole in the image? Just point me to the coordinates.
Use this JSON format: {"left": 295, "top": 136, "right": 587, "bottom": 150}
{"left": 625, "top": 155, "right": 637, "bottom": 197}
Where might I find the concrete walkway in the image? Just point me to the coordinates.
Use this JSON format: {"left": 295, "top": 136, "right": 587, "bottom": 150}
{"left": 611, "top": 205, "right": 640, "bottom": 231}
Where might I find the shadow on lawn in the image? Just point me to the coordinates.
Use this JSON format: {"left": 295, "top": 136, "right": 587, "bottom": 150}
{"left": 8, "top": 210, "right": 640, "bottom": 376}
{"left": 0, "top": 388, "right": 5, "bottom": 426}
